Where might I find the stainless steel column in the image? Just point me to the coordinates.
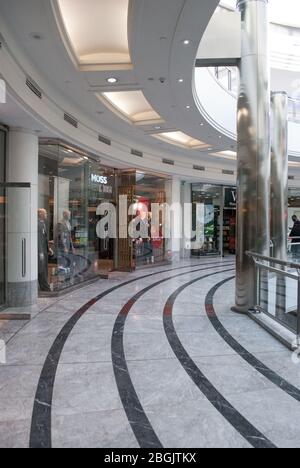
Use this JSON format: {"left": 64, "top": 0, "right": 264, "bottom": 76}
{"left": 271, "top": 92, "right": 288, "bottom": 322}
{"left": 271, "top": 92, "right": 288, "bottom": 260}
{"left": 235, "top": 0, "right": 271, "bottom": 312}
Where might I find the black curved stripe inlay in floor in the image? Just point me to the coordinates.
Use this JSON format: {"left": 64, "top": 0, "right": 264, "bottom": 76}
{"left": 205, "top": 277, "right": 300, "bottom": 404}
{"left": 29, "top": 260, "right": 233, "bottom": 448}
{"left": 111, "top": 264, "right": 234, "bottom": 448}
{"left": 163, "top": 272, "right": 276, "bottom": 449}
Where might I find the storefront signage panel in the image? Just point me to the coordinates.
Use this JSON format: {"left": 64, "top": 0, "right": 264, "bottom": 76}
{"left": 91, "top": 174, "right": 108, "bottom": 185}
{"left": 90, "top": 173, "right": 114, "bottom": 197}
{"left": 224, "top": 187, "right": 237, "bottom": 209}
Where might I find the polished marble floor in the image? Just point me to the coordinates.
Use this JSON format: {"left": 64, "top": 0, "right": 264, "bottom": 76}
{"left": 0, "top": 257, "right": 300, "bottom": 448}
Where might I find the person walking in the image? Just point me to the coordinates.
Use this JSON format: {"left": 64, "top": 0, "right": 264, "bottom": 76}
{"left": 290, "top": 215, "right": 300, "bottom": 260}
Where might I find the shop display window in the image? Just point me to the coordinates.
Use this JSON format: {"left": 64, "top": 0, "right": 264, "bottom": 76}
{"left": 38, "top": 141, "right": 116, "bottom": 293}
{"left": 133, "top": 172, "right": 169, "bottom": 268}
{"left": 191, "top": 184, "right": 222, "bottom": 257}
{"left": 118, "top": 171, "right": 170, "bottom": 269}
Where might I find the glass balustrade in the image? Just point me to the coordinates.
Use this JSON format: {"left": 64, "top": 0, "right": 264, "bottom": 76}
{"left": 211, "top": 66, "right": 300, "bottom": 122}
{"left": 248, "top": 252, "right": 300, "bottom": 345}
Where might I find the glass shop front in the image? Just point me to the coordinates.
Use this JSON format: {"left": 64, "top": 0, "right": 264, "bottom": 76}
{"left": 38, "top": 141, "right": 116, "bottom": 293}
{"left": 117, "top": 170, "right": 171, "bottom": 270}
{"left": 191, "top": 183, "right": 237, "bottom": 257}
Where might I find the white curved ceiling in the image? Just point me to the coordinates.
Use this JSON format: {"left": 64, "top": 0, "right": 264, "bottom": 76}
{"left": 154, "top": 131, "right": 211, "bottom": 150}
{"left": 0, "top": 0, "right": 231, "bottom": 163}
{"left": 55, "top": 0, "right": 132, "bottom": 70}
{"left": 99, "top": 90, "right": 164, "bottom": 125}
{"left": 0, "top": 0, "right": 299, "bottom": 181}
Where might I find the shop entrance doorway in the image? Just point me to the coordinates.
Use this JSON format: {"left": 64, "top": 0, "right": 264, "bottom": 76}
{"left": 223, "top": 187, "right": 236, "bottom": 255}
{"left": 191, "top": 184, "right": 236, "bottom": 258}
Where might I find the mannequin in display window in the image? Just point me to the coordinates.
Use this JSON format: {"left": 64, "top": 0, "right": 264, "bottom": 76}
{"left": 38, "top": 208, "right": 52, "bottom": 292}
{"left": 56, "top": 210, "right": 75, "bottom": 281}
{"left": 56, "top": 210, "right": 74, "bottom": 255}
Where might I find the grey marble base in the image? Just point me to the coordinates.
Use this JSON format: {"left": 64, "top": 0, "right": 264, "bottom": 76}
{"left": 7, "top": 280, "right": 38, "bottom": 308}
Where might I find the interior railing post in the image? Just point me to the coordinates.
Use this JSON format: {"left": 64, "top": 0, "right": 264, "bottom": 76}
{"left": 257, "top": 264, "right": 261, "bottom": 310}
{"left": 297, "top": 275, "right": 300, "bottom": 347}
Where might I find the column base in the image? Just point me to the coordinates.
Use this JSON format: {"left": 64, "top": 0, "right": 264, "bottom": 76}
{"left": 7, "top": 280, "right": 38, "bottom": 307}
{"left": 231, "top": 305, "right": 250, "bottom": 315}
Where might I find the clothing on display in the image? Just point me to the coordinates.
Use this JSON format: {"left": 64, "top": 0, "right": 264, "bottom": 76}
{"left": 38, "top": 210, "right": 51, "bottom": 292}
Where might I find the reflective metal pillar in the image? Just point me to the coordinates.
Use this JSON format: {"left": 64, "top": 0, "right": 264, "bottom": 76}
{"left": 271, "top": 92, "right": 288, "bottom": 321}
{"left": 271, "top": 92, "right": 288, "bottom": 260}
{"left": 235, "top": 0, "right": 271, "bottom": 312}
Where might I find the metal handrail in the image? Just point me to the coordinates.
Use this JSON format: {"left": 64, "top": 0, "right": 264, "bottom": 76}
{"left": 246, "top": 251, "right": 300, "bottom": 271}
{"left": 247, "top": 251, "right": 300, "bottom": 345}
{"left": 212, "top": 67, "right": 300, "bottom": 122}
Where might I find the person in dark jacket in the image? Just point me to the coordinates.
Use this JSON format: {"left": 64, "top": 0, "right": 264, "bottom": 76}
{"left": 290, "top": 215, "right": 300, "bottom": 259}
{"left": 38, "top": 209, "right": 52, "bottom": 291}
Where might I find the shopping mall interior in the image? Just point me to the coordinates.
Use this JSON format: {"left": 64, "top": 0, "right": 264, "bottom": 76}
{"left": 0, "top": 0, "right": 300, "bottom": 449}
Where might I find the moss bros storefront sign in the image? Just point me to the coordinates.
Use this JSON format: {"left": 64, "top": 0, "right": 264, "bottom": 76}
{"left": 90, "top": 173, "right": 114, "bottom": 195}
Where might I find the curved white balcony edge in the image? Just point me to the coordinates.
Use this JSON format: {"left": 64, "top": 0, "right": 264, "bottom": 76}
{"left": 194, "top": 67, "right": 300, "bottom": 158}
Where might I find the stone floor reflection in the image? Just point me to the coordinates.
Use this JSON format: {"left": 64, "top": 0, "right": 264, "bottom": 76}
{"left": 0, "top": 258, "right": 300, "bottom": 448}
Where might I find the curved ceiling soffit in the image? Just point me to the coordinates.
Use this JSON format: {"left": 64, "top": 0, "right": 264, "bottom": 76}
{"left": 50, "top": 0, "right": 229, "bottom": 159}
{"left": 51, "top": 0, "right": 133, "bottom": 71}
{"left": 49, "top": 0, "right": 216, "bottom": 159}
{"left": 38, "top": 0, "right": 300, "bottom": 166}
{"left": 113, "top": 0, "right": 231, "bottom": 154}
{"left": 193, "top": 69, "right": 238, "bottom": 141}
{"left": 133, "top": 0, "right": 232, "bottom": 152}
{"left": 0, "top": 0, "right": 209, "bottom": 175}
{"left": 0, "top": 0, "right": 239, "bottom": 177}
{"left": 0, "top": 27, "right": 232, "bottom": 182}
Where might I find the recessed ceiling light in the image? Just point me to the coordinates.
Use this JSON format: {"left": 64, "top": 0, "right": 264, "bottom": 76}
{"left": 106, "top": 77, "right": 118, "bottom": 84}
{"left": 178, "top": 78, "right": 184, "bottom": 83}
{"left": 182, "top": 39, "right": 190, "bottom": 45}
{"left": 57, "top": 1, "right": 132, "bottom": 70}
{"left": 200, "top": 123, "right": 204, "bottom": 126}
{"left": 186, "top": 105, "right": 191, "bottom": 110}
{"left": 219, "top": 135, "right": 222, "bottom": 139}
{"left": 100, "top": 90, "right": 164, "bottom": 125}
{"left": 154, "top": 131, "right": 210, "bottom": 150}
